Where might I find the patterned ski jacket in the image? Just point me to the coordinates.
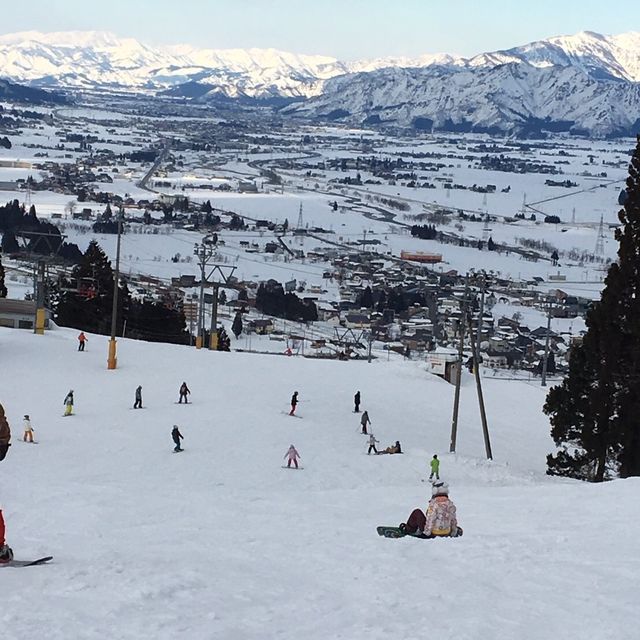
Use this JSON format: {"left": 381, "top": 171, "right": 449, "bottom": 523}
{"left": 424, "top": 496, "right": 457, "bottom": 536}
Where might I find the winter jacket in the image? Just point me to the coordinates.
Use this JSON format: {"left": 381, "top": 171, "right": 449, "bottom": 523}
{"left": 368, "top": 435, "right": 378, "bottom": 446}
{"left": 430, "top": 458, "right": 440, "bottom": 472}
{"left": 284, "top": 447, "right": 300, "bottom": 461}
{"left": 23, "top": 418, "right": 33, "bottom": 433}
{"left": 78, "top": 333, "right": 87, "bottom": 343}
{"left": 290, "top": 393, "right": 298, "bottom": 406}
{"left": 172, "top": 428, "right": 183, "bottom": 443}
{"left": 0, "top": 405, "right": 10, "bottom": 445}
{"left": 64, "top": 393, "right": 74, "bottom": 406}
{"left": 179, "top": 384, "right": 190, "bottom": 396}
{"left": 135, "top": 387, "right": 142, "bottom": 400}
{"left": 424, "top": 496, "right": 457, "bottom": 536}
{"left": 360, "top": 412, "right": 370, "bottom": 426}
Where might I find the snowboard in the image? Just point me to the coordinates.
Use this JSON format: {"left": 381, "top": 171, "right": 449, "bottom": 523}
{"left": 2, "top": 556, "right": 53, "bottom": 567}
{"left": 281, "top": 411, "right": 302, "bottom": 419}
{"left": 174, "top": 402, "right": 191, "bottom": 405}
{"left": 376, "top": 526, "right": 463, "bottom": 539}
{"left": 173, "top": 449, "right": 184, "bottom": 453}
{"left": 281, "top": 465, "right": 304, "bottom": 470}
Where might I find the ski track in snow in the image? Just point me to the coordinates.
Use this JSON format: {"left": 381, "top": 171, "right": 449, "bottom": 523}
{"left": 0, "top": 327, "right": 638, "bottom": 640}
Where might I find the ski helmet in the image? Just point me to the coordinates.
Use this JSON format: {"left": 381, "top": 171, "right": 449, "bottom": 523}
{"left": 431, "top": 481, "right": 449, "bottom": 497}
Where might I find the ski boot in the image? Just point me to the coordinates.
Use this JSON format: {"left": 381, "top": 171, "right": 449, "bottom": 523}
{"left": 0, "top": 544, "right": 14, "bottom": 563}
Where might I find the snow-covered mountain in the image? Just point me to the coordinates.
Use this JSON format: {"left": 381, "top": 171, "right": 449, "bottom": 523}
{"left": 285, "top": 62, "right": 640, "bottom": 137}
{"left": 1, "top": 29, "right": 640, "bottom": 96}
{"left": 1, "top": 29, "right": 640, "bottom": 134}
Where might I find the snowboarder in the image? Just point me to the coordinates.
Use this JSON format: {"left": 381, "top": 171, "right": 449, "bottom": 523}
{"left": 401, "top": 481, "right": 462, "bottom": 538}
{"left": 134, "top": 385, "right": 143, "bottom": 409}
{"left": 284, "top": 444, "right": 301, "bottom": 468}
{"left": 0, "top": 404, "right": 10, "bottom": 462}
{"left": 360, "top": 410, "right": 371, "bottom": 435}
{"left": 429, "top": 454, "right": 440, "bottom": 480}
{"left": 171, "top": 425, "right": 184, "bottom": 452}
{"left": 289, "top": 391, "right": 299, "bottom": 416}
{"left": 367, "top": 433, "right": 379, "bottom": 455}
{"left": 22, "top": 415, "right": 34, "bottom": 443}
{"left": 178, "top": 382, "right": 190, "bottom": 404}
{"left": 0, "top": 509, "right": 13, "bottom": 563}
{"left": 354, "top": 390, "right": 361, "bottom": 413}
{"left": 78, "top": 332, "right": 87, "bottom": 352}
{"left": 378, "top": 440, "right": 402, "bottom": 455}
{"left": 63, "top": 390, "right": 74, "bottom": 416}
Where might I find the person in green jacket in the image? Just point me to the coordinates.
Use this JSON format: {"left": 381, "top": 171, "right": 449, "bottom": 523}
{"left": 429, "top": 454, "right": 440, "bottom": 481}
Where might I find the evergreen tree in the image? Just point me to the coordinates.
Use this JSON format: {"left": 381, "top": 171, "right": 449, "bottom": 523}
{"left": 359, "top": 285, "right": 373, "bottom": 308}
{"left": 545, "top": 134, "right": 640, "bottom": 480}
{"left": 232, "top": 312, "right": 243, "bottom": 338}
{"left": 0, "top": 253, "right": 7, "bottom": 297}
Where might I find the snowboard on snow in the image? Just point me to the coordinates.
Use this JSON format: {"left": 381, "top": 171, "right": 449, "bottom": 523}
{"left": 281, "top": 465, "right": 304, "bottom": 470}
{"left": 281, "top": 411, "right": 302, "bottom": 419}
{"left": 376, "top": 526, "right": 463, "bottom": 539}
{"left": 1, "top": 556, "right": 53, "bottom": 567}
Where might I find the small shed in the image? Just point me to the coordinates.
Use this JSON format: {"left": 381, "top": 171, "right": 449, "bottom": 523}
{"left": 0, "top": 299, "right": 51, "bottom": 330}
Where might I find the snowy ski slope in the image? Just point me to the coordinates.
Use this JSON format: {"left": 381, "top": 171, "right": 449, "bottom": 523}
{"left": 0, "top": 327, "right": 638, "bottom": 640}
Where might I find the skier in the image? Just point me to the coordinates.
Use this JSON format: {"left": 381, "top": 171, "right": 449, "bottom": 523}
{"left": 0, "top": 404, "right": 10, "bottom": 462}
{"left": 354, "top": 390, "right": 361, "bottom": 413}
{"left": 429, "top": 454, "right": 440, "bottom": 481}
{"left": 360, "top": 410, "right": 371, "bottom": 435}
{"left": 78, "top": 332, "right": 87, "bottom": 352}
{"left": 171, "top": 425, "right": 184, "bottom": 452}
{"left": 367, "top": 433, "right": 379, "bottom": 455}
{"left": 22, "top": 415, "right": 34, "bottom": 443}
{"left": 289, "top": 391, "right": 299, "bottom": 416}
{"left": 284, "top": 444, "right": 301, "bottom": 468}
{"left": 134, "top": 385, "right": 143, "bottom": 409}
{"left": 178, "top": 382, "right": 190, "bottom": 404}
{"left": 0, "top": 509, "right": 13, "bottom": 563}
{"left": 63, "top": 390, "right": 74, "bottom": 416}
{"left": 400, "top": 481, "right": 462, "bottom": 538}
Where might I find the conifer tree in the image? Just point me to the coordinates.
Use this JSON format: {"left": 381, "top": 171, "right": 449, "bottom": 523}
{"left": 545, "top": 135, "right": 640, "bottom": 480}
{"left": 0, "top": 253, "right": 7, "bottom": 297}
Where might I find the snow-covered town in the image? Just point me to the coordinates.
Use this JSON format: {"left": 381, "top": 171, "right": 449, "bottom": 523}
{"left": 1, "top": 6, "right": 639, "bottom": 640}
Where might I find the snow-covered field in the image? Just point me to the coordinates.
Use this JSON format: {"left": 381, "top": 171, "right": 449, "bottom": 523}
{"left": 1, "top": 327, "right": 638, "bottom": 640}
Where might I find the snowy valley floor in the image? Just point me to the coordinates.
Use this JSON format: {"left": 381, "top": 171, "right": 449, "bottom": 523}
{"left": 0, "top": 327, "right": 638, "bottom": 640}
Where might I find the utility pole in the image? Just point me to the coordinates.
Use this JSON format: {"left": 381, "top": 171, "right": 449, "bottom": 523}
{"left": 541, "top": 300, "right": 553, "bottom": 387}
{"left": 468, "top": 310, "right": 492, "bottom": 460}
{"left": 193, "top": 239, "right": 216, "bottom": 349}
{"left": 107, "top": 211, "right": 123, "bottom": 370}
{"left": 476, "top": 273, "right": 486, "bottom": 357}
{"left": 449, "top": 278, "right": 468, "bottom": 453}
{"left": 207, "top": 265, "right": 236, "bottom": 350}
{"left": 33, "top": 259, "right": 47, "bottom": 335}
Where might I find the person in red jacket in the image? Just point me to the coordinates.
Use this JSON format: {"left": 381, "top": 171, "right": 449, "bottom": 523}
{"left": 78, "top": 332, "right": 87, "bottom": 351}
{"left": 0, "top": 509, "right": 14, "bottom": 563}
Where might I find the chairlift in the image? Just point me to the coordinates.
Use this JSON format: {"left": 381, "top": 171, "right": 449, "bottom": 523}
{"left": 58, "top": 275, "right": 99, "bottom": 299}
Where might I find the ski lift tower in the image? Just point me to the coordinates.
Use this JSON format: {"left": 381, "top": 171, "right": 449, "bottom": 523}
{"left": 595, "top": 214, "right": 605, "bottom": 256}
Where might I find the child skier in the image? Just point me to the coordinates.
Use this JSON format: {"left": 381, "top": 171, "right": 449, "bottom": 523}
{"left": 171, "top": 425, "right": 184, "bottom": 452}
{"left": 360, "top": 410, "right": 371, "bottom": 435}
{"left": 63, "top": 390, "right": 74, "bottom": 416}
{"left": 178, "top": 382, "right": 190, "bottom": 404}
{"left": 289, "top": 391, "right": 299, "bottom": 416}
{"left": 23, "top": 415, "right": 34, "bottom": 443}
{"left": 284, "top": 444, "right": 301, "bottom": 468}
{"left": 429, "top": 454, "right": 440, "bottom": 480}
{"left": 367, "top": 433, "right": 379, "bottom": 455}
{"left": 134, "top": 385, "right": 143, "bottom": 409}
{"left": 0, "top": 509, "right": 13, "bottom": 563}
{"left": 0, "top": 404, "right": 10, "bottom": 462}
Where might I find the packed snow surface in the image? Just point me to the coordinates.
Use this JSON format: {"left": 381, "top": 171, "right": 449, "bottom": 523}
{"left": 0, "top": 327, "right": 637, "bottom": 639}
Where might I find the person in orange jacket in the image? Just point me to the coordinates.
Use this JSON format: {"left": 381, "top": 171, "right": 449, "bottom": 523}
{"left": 78, "top": 332, "right": 87, "bottom": 351}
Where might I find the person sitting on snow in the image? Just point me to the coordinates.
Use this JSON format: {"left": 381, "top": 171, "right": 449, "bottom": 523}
{"left": 400, "top": 481, "right": 462, "bottom": 538}
{"left": 377, "top": 440, "right": 402, "bottom": 455}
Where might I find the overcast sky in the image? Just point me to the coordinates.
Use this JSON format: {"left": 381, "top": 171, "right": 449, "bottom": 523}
{"left": 4, "top": 0, "right": 640, "bottom": 59}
